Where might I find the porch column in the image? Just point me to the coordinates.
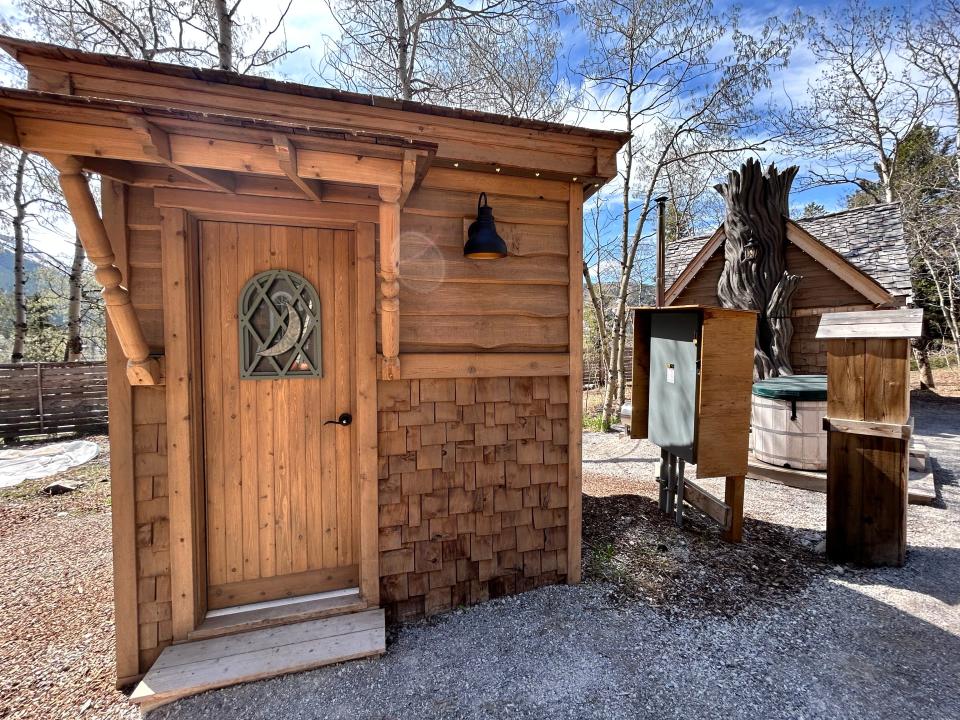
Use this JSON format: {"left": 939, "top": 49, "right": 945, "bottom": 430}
{"left": 378, "top": 185, "right": 402, "bottom": 380}
{"left": 51, "top": 155, "right": 161, "bottom": 385}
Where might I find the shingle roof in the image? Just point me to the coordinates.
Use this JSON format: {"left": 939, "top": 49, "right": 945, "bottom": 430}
{"left": 664, "top": 203, "right": 912, "bottom": 300}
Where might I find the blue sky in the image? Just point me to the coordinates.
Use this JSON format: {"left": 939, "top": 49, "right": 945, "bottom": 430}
{"left": 0, "top": 0, "right": 915, "bottom": 257}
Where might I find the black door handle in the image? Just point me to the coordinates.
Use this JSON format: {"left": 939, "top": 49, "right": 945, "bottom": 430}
{"left": 325, "top": 412, "right": 352, "bottom": 427}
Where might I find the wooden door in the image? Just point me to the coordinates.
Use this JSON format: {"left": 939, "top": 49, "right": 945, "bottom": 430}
{"left": 199, "top": 221, "right": 359, "bottom": 610}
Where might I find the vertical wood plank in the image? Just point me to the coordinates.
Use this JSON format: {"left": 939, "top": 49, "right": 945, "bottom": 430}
{"left": 566, "top": 183, "right": 583, "bottom": 584}
{"left": 355, "top": 222, "right": 380, "bottom": 604}
{"left": 219, "top": 223, "right": 244, "bottom": 586}
{"left": 102, "top": 180, "right": 140, "bottom": 683}
{"left": 302, "top": 228, "right": 325, "bottom": 571}
{"left": 200, "top": 221, "right": 226, "bottom": 587}
{"left": 160, "top": 206, "right": 204, "bottom": 640}
{"left": 318, "top": 229, "right": 339, "bottom": 567}
{"left": 254, "top": 225, "right": 277, "bottom": 578}
{"left": 334, "top": 229, "right": 354, "bottom": 566}
{"left": 287, "top": 227, "right": 309, "bottom": 574}
{"left": 271, "top": 225, "right": 293, "bottom": 576}
{"left": 236, "top": 223, "right": 260, "bottom": 582}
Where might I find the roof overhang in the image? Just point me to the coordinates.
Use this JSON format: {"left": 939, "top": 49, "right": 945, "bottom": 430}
{"left": 0, "top": 35, "right": 631, "bottom": 197}
{"left": 664, "top": 218, "right": 895, "bottom": 307}
{"left": 0, "top": 87, "right": 437, "bottom": 205}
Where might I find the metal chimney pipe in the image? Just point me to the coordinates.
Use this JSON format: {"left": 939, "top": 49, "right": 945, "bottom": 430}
{"left": 655, "top": 195, "right": 668, "bottom": 307}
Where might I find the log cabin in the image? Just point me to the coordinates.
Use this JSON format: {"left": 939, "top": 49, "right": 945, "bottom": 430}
{"left": 664, "top": 203, "right": 912, "bottom": 374}
{"left": 0, "top": 36, "right": 629, "bottom": 706}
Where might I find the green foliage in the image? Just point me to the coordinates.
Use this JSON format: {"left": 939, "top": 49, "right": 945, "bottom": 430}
{"left": 800, "top": 202, "right": 826, "bottom": 218}
{"left": 582, "top": 413, "right": 607, "bottom": 432}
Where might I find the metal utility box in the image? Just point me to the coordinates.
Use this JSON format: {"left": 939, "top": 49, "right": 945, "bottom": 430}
{"left": 631, "top": 305, "right": 756, "bottom": 479}
{"left": 648, "top": 311, "right": 701, "bottom": 462}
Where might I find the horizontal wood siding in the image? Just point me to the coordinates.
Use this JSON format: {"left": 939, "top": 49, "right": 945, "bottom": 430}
{"left": 392, "top": 169, "right": 570, "bottom": 354}
{"left": 377, "top": 376, "right": 569, "bottom": 620}
{"left": 674, "top": 245, "right": 873, "bottom": 311}
{"left": 0, "top": 361, "right": 107, "bottom": 439}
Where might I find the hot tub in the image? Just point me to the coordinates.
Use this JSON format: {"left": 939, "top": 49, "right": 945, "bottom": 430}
{"left": 751, "top": 375, "right": 827, "bottom": 471}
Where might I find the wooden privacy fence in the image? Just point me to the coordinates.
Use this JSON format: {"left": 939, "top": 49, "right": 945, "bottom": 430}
{"left": 0, "top": 361, "right": 108, "bottom": 441}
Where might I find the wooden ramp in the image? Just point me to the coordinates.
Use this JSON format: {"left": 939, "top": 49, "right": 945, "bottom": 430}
{"left": 131, "top": 608, "right": 385, "bottom": 711}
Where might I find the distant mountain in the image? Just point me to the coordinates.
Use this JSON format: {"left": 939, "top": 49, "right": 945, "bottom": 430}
{"left": 0, "top": 236, "right": 45, "bottom": 294}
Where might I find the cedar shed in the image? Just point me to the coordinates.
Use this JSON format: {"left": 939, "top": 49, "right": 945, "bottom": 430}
{"left": 0, "top": 37, "right": 628, "bottom": 705}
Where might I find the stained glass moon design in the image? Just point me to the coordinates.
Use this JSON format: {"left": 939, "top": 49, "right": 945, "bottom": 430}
{"left": 238, "top": 270, "right": 322, "bottom": 379}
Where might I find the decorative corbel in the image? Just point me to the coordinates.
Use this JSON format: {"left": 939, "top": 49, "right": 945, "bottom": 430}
{"left": 128, "top": 117, "right": 236, "bottom": 193}
{"left": 49, "top": 154, "right": 161, "bottom": 385}
{"left": 378, "top": 184, "right": 402, "bottom": 380}
{"left": 273, "top": 134, "right": 323, "bottom": 203}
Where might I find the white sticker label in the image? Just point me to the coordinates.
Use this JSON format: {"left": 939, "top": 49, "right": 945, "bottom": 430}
{"left": 666, "top": 366, "right": 675, "bottom": 384}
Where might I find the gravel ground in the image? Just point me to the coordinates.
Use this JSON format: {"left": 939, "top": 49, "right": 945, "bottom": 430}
{"left": 0, "top": 436, "right": 136, "bottom": 720}
{"left": 1, "top": 392, "right": 957, "bottom": 720}
{"left": 150, "top": 395, "right": 960, "bottom": 720}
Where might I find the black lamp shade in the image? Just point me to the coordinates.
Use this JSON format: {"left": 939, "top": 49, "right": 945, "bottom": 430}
{"left": 464, "top": 192, "right": 507, "bottom": 259}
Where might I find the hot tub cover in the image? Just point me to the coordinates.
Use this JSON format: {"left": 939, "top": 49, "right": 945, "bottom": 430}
{"left": 752, "top": 375, "right": 827, "bottom": 401}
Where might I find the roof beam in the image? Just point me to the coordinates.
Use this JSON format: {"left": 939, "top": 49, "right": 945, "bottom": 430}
{"left": 81, "top": 157, "right": 139, "bottom": 184}
{"left": 128, "top": 117, "right": 236, "bottom": 193}
{"left": 273, "top": 135, "right": 323, "bottom": 203}
{"left": 0, "top": 109, "right": 19, "bottom": 147}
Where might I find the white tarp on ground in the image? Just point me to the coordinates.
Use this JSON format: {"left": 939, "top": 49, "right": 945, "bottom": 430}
{"left": 0, "top": 440, "right": 99, "bottom": 488}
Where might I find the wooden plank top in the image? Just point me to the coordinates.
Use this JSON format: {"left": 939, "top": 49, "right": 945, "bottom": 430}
{"left": 816, "top": 309, "right": 923, "bottom": 339}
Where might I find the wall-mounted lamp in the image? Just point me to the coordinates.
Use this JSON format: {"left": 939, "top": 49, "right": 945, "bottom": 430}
{"left": 464, "top": 192, "right": 507, "bottom": 259}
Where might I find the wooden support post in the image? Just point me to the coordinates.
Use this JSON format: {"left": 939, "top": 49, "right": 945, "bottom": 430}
{"left": 273, "top": 135, "right": 323, "bottom": 203}
{"left": 355, "top": 222, "right": 380, "bottom": 605}
{"left": 723, "top": 475, "right": 745, "bottom": 543}
{"left": 51, "top": 155, "right": 161, "bottom": 385}
{"left": 567, "top": 182, "right": 584, "bottom": 583}
{"left": 161, "top": 208, "right": 205, "bottom": 640}
{"left": 378, "top": 185, "right": 402, "bottom": 380}
{"left": 101, "top": 180, "right": 140, "bottom": 685}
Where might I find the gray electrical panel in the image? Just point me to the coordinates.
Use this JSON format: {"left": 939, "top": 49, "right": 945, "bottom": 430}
{"left": 647, "top": 310, "right": 700, "bottom": 463}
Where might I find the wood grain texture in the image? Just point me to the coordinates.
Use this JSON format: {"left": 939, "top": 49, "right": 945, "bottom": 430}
{"left": 102, "top": 180, "right": 141, "bottom": 684}
{"left": 200, "top": 221, "right": 359, "bottom": 606}
{"left": 695, "top": 308, "right": 757, "bottom": 479}
{"left": 825, "top": 337, "right": 910, "bottom": 566}
{"left": 160, "top": 207, "right": 206, "bottom": 641}
{"left": 566, "top": 183, "right": 583, "bottom": 584}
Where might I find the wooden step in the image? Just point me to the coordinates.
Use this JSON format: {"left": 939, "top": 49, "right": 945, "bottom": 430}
{"left": 131, "top": 608, "right": 385, "bottom": 710}
{"left": 909, "top": 469, "right": 937, "bottom": 505}
{"left": 188, "top": 589, "right": 367, "bottom": 641}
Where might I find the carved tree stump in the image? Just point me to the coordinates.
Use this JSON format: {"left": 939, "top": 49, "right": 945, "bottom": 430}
{"left": 715, "top": 159, "right": 801, "bottom": 379}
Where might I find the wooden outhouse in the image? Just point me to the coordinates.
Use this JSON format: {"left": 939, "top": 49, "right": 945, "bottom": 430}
{"left": 0, "top": 37, "right": 628, "bottom": 701}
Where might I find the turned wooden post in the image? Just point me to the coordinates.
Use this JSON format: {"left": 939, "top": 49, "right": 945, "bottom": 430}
{"left": 378, "top": 185, "right": 402, "bottom": 380}
{"left": 51, "top": 155, "right": 160, "bottom": 385}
